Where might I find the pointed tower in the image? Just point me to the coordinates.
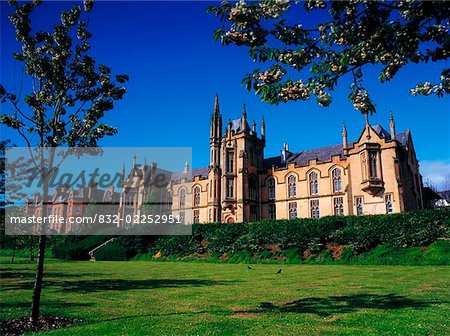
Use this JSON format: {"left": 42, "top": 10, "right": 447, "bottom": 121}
{"left": 364, "top": 113, "right": 371, "bottom": 140}
{"left": 342, "top": 121, "right": 348, "bottom": 147}
{"left": 389, "top": 111, "right": 396, "bottom": 140}
{"left": 208, "top": 94, "right": 223, "bottom": 222}
{"left": 241, "top": 104, "right": 247, "bottom": 132}
{"left": 342, "top": 121, "right": 348, "bottom": 154}
{"left": 261, "top": 116, "right": 265, "bottom": 141}
{"left": 210, "top": 94, "right": 222, "bottom": 167}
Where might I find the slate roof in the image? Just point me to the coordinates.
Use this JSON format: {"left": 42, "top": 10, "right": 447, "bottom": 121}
{"left": 372, "top": 124, "right": 408, "bottom": 146}
{"left": 372, "top": 124, "right": 390, "bottom": 139}
{"left": 263, "top": 126, "right": 409, "bottom": 169}
{"left": 263, "top": 143, "right": 347, "bottom": 169}
{"left": 171, "top": 166, "right": 209, "bottom": 182}
{"left": 230, "top": 118, "right": 249, "bottom": 133}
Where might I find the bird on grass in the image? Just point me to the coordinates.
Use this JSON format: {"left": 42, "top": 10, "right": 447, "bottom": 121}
{"left": 276, "top": 268, "right": 282, "bottom": 274}
{"left": 247, "top": 265, "right": 253, "bottom": 270}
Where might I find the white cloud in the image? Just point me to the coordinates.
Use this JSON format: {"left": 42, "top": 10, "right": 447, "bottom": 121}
{"left": 420, "top": 159, "right": 450, "bottom": 190}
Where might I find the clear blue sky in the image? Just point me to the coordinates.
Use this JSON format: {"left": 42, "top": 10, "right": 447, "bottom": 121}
{"left": 1, "top": 1, "right": 449, "bottom": 186}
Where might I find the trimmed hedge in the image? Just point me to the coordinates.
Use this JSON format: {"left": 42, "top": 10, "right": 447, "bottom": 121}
{"left": 152, "top": 208, "right": 450, "bottom": 259}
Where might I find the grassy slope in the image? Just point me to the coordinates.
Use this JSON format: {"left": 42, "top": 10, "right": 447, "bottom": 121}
{"left": 1, "top": 258, "right": 449, "bottom": 336}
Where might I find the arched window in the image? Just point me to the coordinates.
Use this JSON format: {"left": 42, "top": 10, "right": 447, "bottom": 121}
{"left": 332, "top": 168, "right": 342, "bottom": 193}
{"left": 226, "top": 151, "right": 234, "bottom": 173}
{"left": 309, "top": 171, "right": 319, "bottom": 195}
{"left": 193, "top": 186, "right": 200, "bottom": 206}
{"left": 310, "top": 199, "right": 320, "bottom": 218}
{"left": 385, "top": 194, "right": 393, "bottom": 213}
{"left": 333, "top": 197, "right": 344, "bottom": 216}
{"left": 288, "top": 175, "right": 296, "bottom": 197}
{"left": 268, "top": 178, "right": 276, "bottom": 200}
{"left": 369, "top": 151, "right": 378, "bottom": 178}
{"left": 179, "top": 188, "right": 186, "bottom": 208}
{"left": 226, "top": 178, "right": 234, "bottom": 198}
{"left": 249, "top": 176, "right": 257, "bottom": 201}
{"left": 289, "top": 202, "right": 297, "bottom": 219}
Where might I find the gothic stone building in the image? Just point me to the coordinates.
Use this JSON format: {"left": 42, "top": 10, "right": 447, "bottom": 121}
{"left": 121, "top": 95, "right": 423, "bottom": 225}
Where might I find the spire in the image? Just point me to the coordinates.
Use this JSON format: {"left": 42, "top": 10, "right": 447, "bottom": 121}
{"left": 342, "top": 121, "right": 348, "bottom": 149}
{"left": 261, "top": 116, "right": 265, "bottom": 139}
{"left": 213, "top": 93, "right": 220, "bottom": 116}
{"left": 252, "top": 119, "right": 256, "bottom": 133}
{"left": 364, "top": 113, "right": 371, "bottom": 140}
{"left": 121, "top": 163, "right": 125, "bottom": 187}
{"left": 227, "top": 119, "right": 232, "bottom": 140}
{"left": 210, "top": 94, "right": 222, "bottom": 140}
{"left": 389, "top": 111, "right": 396, "bottom": 140}
{"left": 242, "top": 104, "right": 247, "bottom": 131}
{"left": 183, "top": 161, "right": 190, "bottom": 173}
{"left": 133, "top": 154, "right": 137, "bottom": 167}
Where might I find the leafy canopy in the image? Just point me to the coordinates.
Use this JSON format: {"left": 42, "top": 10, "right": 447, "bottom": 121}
{"left": 0, "top": 0, "right": 128, "bottom": 148}
{"left": 208, "top": 0, "right": 449, "bottom": 114}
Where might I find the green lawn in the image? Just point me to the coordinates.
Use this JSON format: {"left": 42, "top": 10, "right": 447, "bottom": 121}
{"left": 1, "top": 258, "right": 449, "bottom": 335}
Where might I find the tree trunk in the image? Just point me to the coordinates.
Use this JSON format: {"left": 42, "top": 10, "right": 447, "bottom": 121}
{"left": 29, "top": 237, "right": 35, "bottom": 262}
{"left": 11, "top": 239, "right": 16, "bottom": 264}
{"left": 30, "top": 234, "right": 46, "bottom": 323}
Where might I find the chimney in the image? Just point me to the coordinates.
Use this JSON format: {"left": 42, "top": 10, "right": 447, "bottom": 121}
{"left": 183, "top": 161, "right": 190, "bottom": 173}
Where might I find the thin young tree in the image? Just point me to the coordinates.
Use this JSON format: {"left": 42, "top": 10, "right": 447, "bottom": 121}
{"left": 0, "top": 0, "right": 128, "bottom": 323}
{"left": 208, "top": 0, "right": 449, "bottom": 113}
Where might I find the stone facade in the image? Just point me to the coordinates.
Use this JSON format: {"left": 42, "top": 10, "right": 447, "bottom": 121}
{"left": 120, "top": 95, "right": 423, "bottom": 224}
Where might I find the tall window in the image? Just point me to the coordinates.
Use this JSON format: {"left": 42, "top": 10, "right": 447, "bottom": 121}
{"left": 179, "top": 211, "right": 185, "bottom": 224}
{"left": 249, "top": 177, "right": 257, "bottom": 201}
{"left": 289, "top": 202, "right": 297, "bottom": 219}
{"left": 193, "top": 210, "right": 200, "bottom": 223}
{"left": 360, "top": 152, "right": 367, "bottom": 180}
{"left": 226, "top": 151, "right": 234, "bottom": 173}
{"left": 310, "top": 199, "right": 320, "bottom": 218}
{"left": 179, "top": 188, "right": 186, "bottom": 208}
{"left": 355, "top": 196, "right": 363, "bottom": 215}
{"left": 385, "top": 194, "right": 393, "bottom": 213}
{"left": 268, "top": 178, "right": 276, "bottom": 200}
{"left": 269, "top": 203, "right": 276, "bottom": 219}
{"left": 193, "top": 186, "right": 200, "bottom": 206}
{"left": 74, "top": 205, "right": 81, "bottom": 215}
{"left": 226, "top": 178, "right": 234, "bottom": 198}
{"left": 250, "top": 205, "right": 257, "bottom": 222}
{"left": 333, "top": 197, "right": 344, "bottom": 216}
{"left": 332, "top": 168, "right": 342, "bottom": 193}
{"left": 369, "top": 151, "right": 378, "bottom": 178}
{"left": 288, "top": 175, "right": 296, "bottom": 197}
{"left": 249, "top": 147, "right": 254, "bottom": 165}
{"left": 309, "top": 171, "right": 319, "bottom": 195}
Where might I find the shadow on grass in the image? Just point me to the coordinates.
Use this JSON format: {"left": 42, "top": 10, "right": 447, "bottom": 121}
{"left": 0, "top": 270, "right": 103, "bottom": 280}
{"left": 255, "top": 293, "right": 443, "bottom": 318}
{"left": 99, "top": 293, "right": 443, "bottom": 322}
{"left": 1, "top": 300, "right": 93, "bottom": 310}
{"left": 3, "top": 279, "right": 236, "bottom": 293}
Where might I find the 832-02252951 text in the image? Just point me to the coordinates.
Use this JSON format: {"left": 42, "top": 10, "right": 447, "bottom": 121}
{"left": 9, "top": 214, "right": 184, "bottom": 226}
